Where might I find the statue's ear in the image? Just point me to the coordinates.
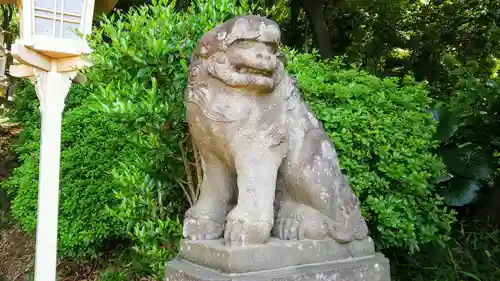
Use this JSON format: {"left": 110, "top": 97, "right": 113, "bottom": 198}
{"left": 277, "top": 50, "right": 287, "bottom": 66}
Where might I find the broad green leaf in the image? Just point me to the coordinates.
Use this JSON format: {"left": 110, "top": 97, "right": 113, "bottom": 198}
{"left": 434, "top": 172, "right": 454, "bottom": 184}
{"left": 441, "top": 178, "right": 481, "bottom": 207}
{"left": 464, "top": 60, "right": 479, "bottom": 74}
{"left": 442, "top": 143, "right": 497, "bottom": 179}
{"left": 442, "top": 54, "right": 461, "bottom": 68}
{"left": 489, "top": 95, "right": 500, "bottom": 114}
{"left": 450, "top": 67, "right": 466, "bottom": 76}
{"left": 433, "top": 105, "right": 461, "bottom": 142}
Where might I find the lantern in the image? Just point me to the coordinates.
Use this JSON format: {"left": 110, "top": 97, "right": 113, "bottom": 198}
{"left": 17, "top": 0, "right": 95, "bottom": 58}
{"left": 9, "top": 0, "right": 97, "bottom": 74}
{"left": 0, "top": 1, "right": 116, "bottom": 281}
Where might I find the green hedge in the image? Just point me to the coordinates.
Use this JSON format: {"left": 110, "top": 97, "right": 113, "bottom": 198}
{"left": 389, "top": 220, "right": 500, "bottom": 281}
{"left": 285, "top": 50, "right": 455, "bottom": 251}
{"left": 3, "top": 82, "right": 137, "bottom": 258}
{"left": 84, "top": 0, "right": 258, "bottom": 274}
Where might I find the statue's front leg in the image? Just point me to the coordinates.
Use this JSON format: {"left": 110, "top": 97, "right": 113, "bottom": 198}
{"left": 223, "top": 148, "right": 283, "bottom": 246}
{"left": 183, "top": 151, "right": 235, "bottom": 241}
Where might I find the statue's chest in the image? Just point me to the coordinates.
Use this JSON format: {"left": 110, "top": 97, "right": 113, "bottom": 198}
{"left": 187, "top": 86, "right": 283, "bottom": 125}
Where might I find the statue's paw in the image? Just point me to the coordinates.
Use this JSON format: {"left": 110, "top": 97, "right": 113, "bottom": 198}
{"left": 223, "top": 207, "right": 273, "bottom": 246}
{"left": 182, "top": 209, "right": 224, "bottom": 241}
{"left": 272, "top": 202, "right": 328, "bottom": 240}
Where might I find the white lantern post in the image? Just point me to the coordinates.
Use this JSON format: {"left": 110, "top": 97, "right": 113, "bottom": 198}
{"left": 3, "top": 1, "right": 96, "bottom": 281}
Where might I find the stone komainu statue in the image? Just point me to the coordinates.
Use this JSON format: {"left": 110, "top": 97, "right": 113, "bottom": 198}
{"left": 183, "top": 15, "right": 369, "bottom": 246}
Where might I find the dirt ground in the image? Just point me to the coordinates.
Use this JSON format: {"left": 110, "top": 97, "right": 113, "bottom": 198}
{"left": 0, "top": 118, "right": 20, "bottom": 181}
{"left": 0, "top": 225, "right": 102, "bottom": 281}
{"left": 0, "top": 227, "right": 35, "bottom": 281}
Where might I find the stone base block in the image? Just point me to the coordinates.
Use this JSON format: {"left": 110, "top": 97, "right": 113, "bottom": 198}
{"left": 178, "top": 238, "right": 375, "bottom": 274}
{"left": 165, "top": 253, "right": 391, "bottom": 281}
{"left": 165, "top": 238, "right": 391, "bottom": 281}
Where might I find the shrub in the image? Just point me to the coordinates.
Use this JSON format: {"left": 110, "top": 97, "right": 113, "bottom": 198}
{"left": 432, "top": 55, "right": 500, "bottom": 209}
{"left": 4, "top": 0, "right": 259, "bottom": 276}
{"left": 2, "top": 83, "right": 137, "bottom": 258}
{"left": 98, "top": 270, "right": 129, "bottom": 281}
{"left": 389, "top": 220, "right": 500, "bottom": 281}
{"left": 285, "top": 50, "right": 455, "bottom": 251}
{"left": 84, "top": 0, "right": 257, "bottom": 275}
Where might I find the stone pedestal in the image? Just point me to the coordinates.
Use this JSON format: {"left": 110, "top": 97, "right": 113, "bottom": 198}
{"left": 165, "top": 238, "right": 391, "bottom": 281}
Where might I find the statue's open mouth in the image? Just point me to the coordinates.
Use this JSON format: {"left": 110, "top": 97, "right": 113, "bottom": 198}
{"left": 226, "top": 40, "right": 278, "bottom": 77}
{"left": 235, "top": 67, "right": 274, "bottom": 77}
{"left": 208, "top": 40, "right": 280, "bottom": 91}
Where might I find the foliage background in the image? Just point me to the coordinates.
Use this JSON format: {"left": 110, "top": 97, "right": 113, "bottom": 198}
{"left": 3, "top": 81, "right": 138, "bottom": 258}
{"left": 286, "top": 50, "right": 454, "bottom": 251}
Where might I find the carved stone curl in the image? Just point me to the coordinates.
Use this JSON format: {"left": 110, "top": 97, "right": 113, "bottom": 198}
{"left": 183, "top": 15, "right": 369, "bottom": 247}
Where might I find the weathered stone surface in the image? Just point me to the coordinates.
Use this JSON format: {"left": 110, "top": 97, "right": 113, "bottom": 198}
{"left": 165, "top": 253, "right": 391, "bottom": 281}
{"left": 179, "top": 238, "right": 375, "bottom": 274}
{"left": 168, "top": 14, "right": 392, "bottom": 281}
{"left": 183, "top": 14, "right": 369, "bottom": 247}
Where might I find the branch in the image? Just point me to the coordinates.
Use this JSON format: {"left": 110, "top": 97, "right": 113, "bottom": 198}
{"left": 176, "top": 179, "right": 193, "bottom": 207}
{"left": 191, "top": 135, "right": 202, "bottom": 199}
{"left": 179, "top": 136, "right": 197, "bottom": 206}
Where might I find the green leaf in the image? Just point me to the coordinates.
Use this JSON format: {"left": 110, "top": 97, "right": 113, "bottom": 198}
{"left": 442, "top": 178, "right": 481, "bottom": 207}
{"left": 442, "top": 54, "right": 461, "bottom": 68}
{"left": 486, "top": 79, "right": 500, "bottom": 89}
{"left": 433, "top": 105, "right": 461, "bottom": 142}
{"left": 434, "top": 172, "right": 454, "bottom": 184}
{"left": 450, "top": 67, "right": 466, "bottom": 76}
{"left": 464, "top": 60, "right": 479, "bottom": 74}
{"left": 137, "top": 68, "right": 150, "bottom": 78}
{"left": 460, "top": 271, "right": 482, "bottom": 281}
{"left": 442, "top": 143, "right": 497, "bottom": 179}
{"left": 491, "top": 138, "right": 500, "bottom": 147}
{"left": 489, "top": 95, "right": 500, "bottom": 114}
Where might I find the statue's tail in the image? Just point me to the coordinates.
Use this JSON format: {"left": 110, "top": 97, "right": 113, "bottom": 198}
{"left": 327, "top": 174, "right": 370, "bottom": 243}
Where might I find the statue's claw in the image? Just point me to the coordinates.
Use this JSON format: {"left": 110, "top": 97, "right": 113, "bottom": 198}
{"left": 272, "top": 201, "right": 330, "bottom": 241}
{"left": 182, "top": 208, "right": 224, "bottom": 241}
{"left": 223, "top": 207, "right": 273, "bottom": 246}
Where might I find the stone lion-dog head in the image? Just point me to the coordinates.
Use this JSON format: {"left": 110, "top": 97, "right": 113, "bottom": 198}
{"left": 188, "top": 15, "right": 287, "bottom": 94}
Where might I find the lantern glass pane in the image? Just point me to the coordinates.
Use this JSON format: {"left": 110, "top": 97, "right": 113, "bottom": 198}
{"left": 54, "top": 20, "right": 62, "bottom": 37}
{"left": 64, "top": 0, "right": 83, "bottom": 15}
{"left": 33, "top": 0, "right": 84, "bottom": 40}
{"left": 35, "top": 0, "right": 55, "bottom": 10}
{"left": 62, "top": 22, "right": 80, "bottom": 40}
{"left": 34, "top": 17, "right": 55, "bottom": 37}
